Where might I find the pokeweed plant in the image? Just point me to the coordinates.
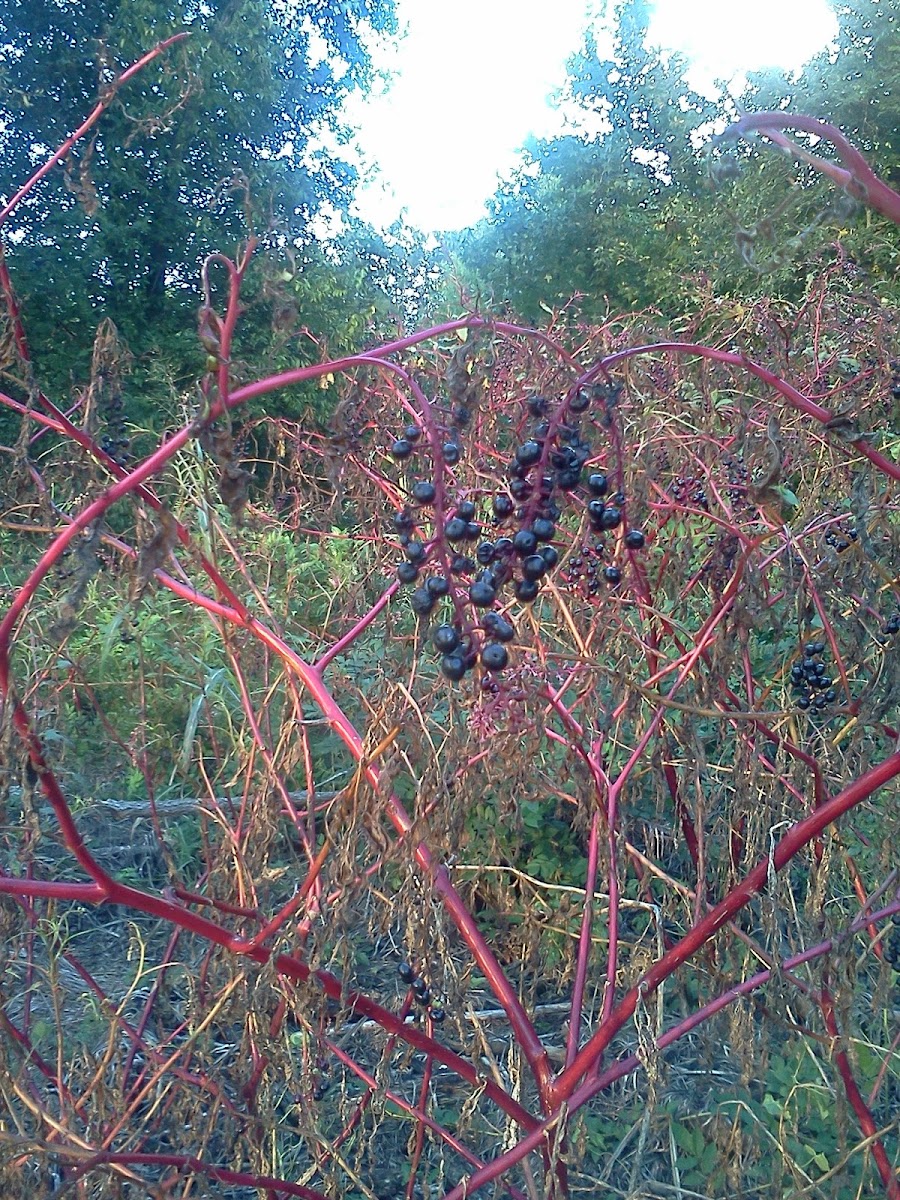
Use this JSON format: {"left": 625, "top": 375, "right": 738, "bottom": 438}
{"left": 0, "top": 43, "right": 899, "bottom": 1200}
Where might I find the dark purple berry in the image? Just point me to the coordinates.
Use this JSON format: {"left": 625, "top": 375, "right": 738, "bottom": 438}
{"left": 603, "top": 566, "right": 621, "bottom": 584}
{"left": 397, "top": 561, "right": 419, "bottom": 584}
{"left": 445, "top": 517, "right": 468, "bottom": 541}
{"left": 588, "top": 473, "right": 608, "bottom": 496}
{"left": 568, "top": 388, "right": 590, "bottom": 413}
{"left": 532, "top": 517, "right": 555, "bottom": 542}
{"left": 476, "top": 542, "right": 496, "bottom": 565}
{"left": 624, "top": 529, "right": 645, "bottom": 550}
{"left": 513, "top": 529, "right": 538, "bottom": 556}
{"left": 393, "top": 511, "right": 414, "bottom": 533}
{"left": 527, "top": 395, "right": 549, "bottom": 416}
{"left": 482, "top": 612, "right": 515, "bottom": 642}
{"left": 442, "top": 442, "right": 461, "bottom": 466}
{"left": 481, "top": 642, "right": 509, "bottom": 671}
{"left": 433, "top": 624, "right": 460, "bottom": 652}
{"left": 456, "top": 500, "right": 476, "bottom": 521}
{"left": 426, "top": 575, "right": 450, "bottom": 598}
{"left": 411, "top": 587, "right": 435, "bottom": 615}
{"left": 430, "top": 1006, "right": 446, "bottom": 1023}
{"left": 515, "top": 441, "right": 542, "bottom": 467}
{"left": 451, "top": 554, "right": 474, "bottom": 574}
{"left": 404, "top": 425, "right": 422, "bottom": 442}
{"left": 494, "top": 537, "right": 514, "bottom": 556}
{"left": 398, "top": 962, "right": 415, "bottom": 982}
{"left": 412, "top": 481, "right": 437, "bottom": 505}
{"left": 510, "top": 479, "right": 531, "bottom": 500}
{"left": 521, "top": 554, "right": 547, "bottom": 581}
{"left": 463, "top": 522, "right": 482, "bottom": 541}
{"left": 469, "top": 579, "right": 497, "bottom": 607}
{"left": 406, "top": 541, "right": 425, "bottom": 563}
{"left": 441, "top": 654, "right": 467, "bottom": 680}
{"left": 392, "top": 438, "right": 413, "bottom": 460}
{"left": 493, "top": 494, "right": 514, "bottom": 518}
{"left": 515, "top": 579, "right": 540, "bottom": 603}
{"left": 599, "top": 506, "right": 622, "bottom": 530}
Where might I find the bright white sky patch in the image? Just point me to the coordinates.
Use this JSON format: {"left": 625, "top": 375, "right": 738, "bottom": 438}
{"left": 646, "top": 0, "right": 838, "bottom": 96}
{"left": 348, "top": 0, "right": 838, "bottom": 234}
{"left": 347, "top": 0, "right": 601, "bottom": 232}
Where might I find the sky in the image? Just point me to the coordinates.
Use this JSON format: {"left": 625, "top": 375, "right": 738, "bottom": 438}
{"left": 346, "top": 0, "right": 839, "bottom": 234}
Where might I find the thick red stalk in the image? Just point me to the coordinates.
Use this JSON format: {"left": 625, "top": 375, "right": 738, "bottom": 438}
{"left": 549, "top": 749, "right": 900, "bottom": 1103}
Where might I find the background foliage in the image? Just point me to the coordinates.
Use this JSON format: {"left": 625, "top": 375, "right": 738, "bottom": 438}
{"left": 0, "top": 1, "right": 899, "bottom": 1198}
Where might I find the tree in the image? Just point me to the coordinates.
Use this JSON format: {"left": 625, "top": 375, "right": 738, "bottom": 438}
{"left": 450, "top": 0, "right": 900, "bottom": 326}
{"left": 0, "top": 0, "right": 398, "bottom": 412}
{"left": 448, "top": 0, "right": 719, "bottom": 323}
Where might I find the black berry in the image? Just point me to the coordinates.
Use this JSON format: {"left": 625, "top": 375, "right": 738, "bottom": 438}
{"left": 441, "top": 654, "right": 467, "bottom": 680}
{"left": 515, "top": 441, "right": 542, "bottom": 467}
{"left": 433, "top": 624, "right": 460, "bottom": 652}
{"left": 412, "top": 481, "right": 437, "bottom": 505}
{"left": 425, "top": 575, "right": 450, "bottom": 598}
{"left": 482, "top": 612, "right": 515, "bottom": 642}
{"left": 481, "top": 642, "right": 509, "bottom": 671}
{"left": 411, "top": 588, "right": 435, "bottom": 615}
{"left": 521, "top": 554, "right": 547, "bottom": 581}
{"left": 451, "top": 554, "right": 474, "bottom": 574}
{"left": 513, "top": 529, "right": 538, "bottom": 556}
{"left": 469, "top": 579, "right": 497, "bottom": 607}
{"left": 397, "top": 561, "right": 419, "bottom": 584}
{"left": 515, "top": 579, "right": 540, "bottom": 603}
{"left": 392, "top": 438, "right": 413, "bottom": 460}
{"left": 624, "top": 529, "right": 645, "bottom": 550}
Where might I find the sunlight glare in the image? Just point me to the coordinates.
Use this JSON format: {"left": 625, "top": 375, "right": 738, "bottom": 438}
{"left": 348, "top": 0, "right": 839, "bottom": 233}
{"left": 646, "top": 0, "right": 838, "bottom": 95}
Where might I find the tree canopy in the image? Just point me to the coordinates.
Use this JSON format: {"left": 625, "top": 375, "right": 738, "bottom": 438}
{"left": 0, "top": 0, "right": 401, "bottom": 416}
{"left": 448, "top": 0, "right": 900, "bottom": 326}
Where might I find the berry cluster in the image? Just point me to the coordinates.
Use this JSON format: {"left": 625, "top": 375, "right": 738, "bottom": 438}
{"left": 398, "top": 960, "right": 445, "bottom": 1022}
{"left": 388, "top": 387, "right": 646, "bottom": 681}
{"left": 563, "top": 537, "right": 624, "bottom": 593}
{"left": 823, "top": 522, "right": 857, "bottom": 554}
{"left": 671, "top": 473, "right": 709, "bottom": 510}
{"left": 789, "top": 641, "right": 837, "bottom": 712}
